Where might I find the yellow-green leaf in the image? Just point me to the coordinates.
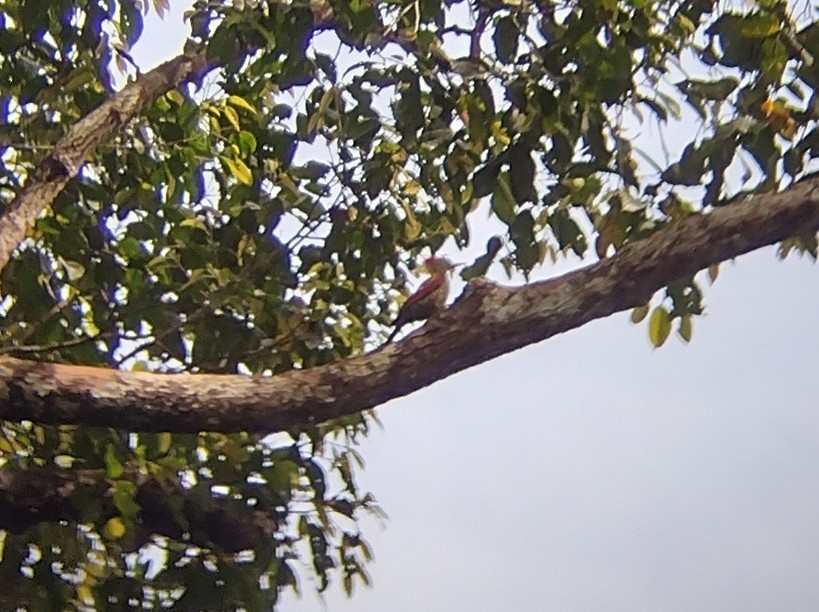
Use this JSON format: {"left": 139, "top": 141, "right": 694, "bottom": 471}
{"left": 307, "top": 110, "right": 324, "bottom": 135}
{"left": 166, "top": 89, "right": 185, "bottom": 107}
{"left": 112, "top": 481, "right": 140, "bottom": 518}
{"left": 678, "top": 315, "right": 693, "bottom": 343}
{"left": 157, "top": 432, "right": 172, "bottom": 454}
{"left": 227, "top": 94, "right": 258, "bottom": 116}
{"left": 63, "top": 68, "right": 95, "bottom": 93}
{"left": 224, "top": 156, "right": 253, "bottom": 186}
{"left": 180, "top": 217, "right": 208, "bottom": 231}
{"left": 223, "top": 105, "right": 241, "bottom": 132}
{"left": 400, "top": 200, "right": 422, "bottom": 241}
{"left": 104, "top": 444, "right": 124, "bottom": 478}
{"left": 54, "top": 454, "right": 77, "bottom": 468}
{"left": 104, "top": 517, "right": 127, "bottom": 539}
{"left": 155, "top": 96, "right": 171, "bottom": 112}
{"left": 318, "top": 87, "right": 335, "bottom": 114}
{"left": 76, "top": 584, "right": 95, "bottom": 606}
{"left": 601, "top": 0, "right": 617, "bottom": 13}
{"left": 61, "top": 259, "right": 85, "bottom": 281}
{"left": 678, "top": 14, "right": 695, "bottom": 34}
{"left": 648, "top": 306, "right": 672, "bottom": 347}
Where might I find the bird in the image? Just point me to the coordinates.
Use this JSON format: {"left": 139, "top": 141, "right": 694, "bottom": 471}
{"left": 386, "top": 256, "right": 455, "bottom": 342}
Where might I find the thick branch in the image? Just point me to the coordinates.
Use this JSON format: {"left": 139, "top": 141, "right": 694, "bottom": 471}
{"left": 0, "top": 50, "right": 213, "bottom": 276}
{"left": 1, "top": 177, "right": 818, "bottom": 433}
{"left": 0, "top": 466, "right": 274, "bottom": 552}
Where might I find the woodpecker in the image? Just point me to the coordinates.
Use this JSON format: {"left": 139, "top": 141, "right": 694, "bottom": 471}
{"left": 386, "top": 257, "right": 455, "bottom": 343}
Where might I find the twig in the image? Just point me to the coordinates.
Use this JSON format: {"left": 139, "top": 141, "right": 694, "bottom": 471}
{"left": 0, "top": 334, "right": 104, "bottom": 356}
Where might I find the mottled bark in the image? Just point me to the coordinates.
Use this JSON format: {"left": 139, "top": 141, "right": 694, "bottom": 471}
{"left": 0, "top": 176, "right": 817, "bottom": 434}
{"left": 0, "top": 50, "right": 212, "bottom": 275}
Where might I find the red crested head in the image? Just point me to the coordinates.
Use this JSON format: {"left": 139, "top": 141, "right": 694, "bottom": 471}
{"left": 423, "top": 256, "right": 455, "bottom": 275}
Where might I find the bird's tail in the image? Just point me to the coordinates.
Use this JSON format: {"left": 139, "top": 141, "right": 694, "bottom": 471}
{"left": 385, "top": 326, "right": 400, "bottom": 343}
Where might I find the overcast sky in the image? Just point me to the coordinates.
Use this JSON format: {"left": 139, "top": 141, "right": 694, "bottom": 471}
{"left": 132, "top": 7, "right": 819, "bottom": 611}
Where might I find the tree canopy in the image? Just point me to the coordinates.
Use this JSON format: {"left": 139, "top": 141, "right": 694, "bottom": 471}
{"left": 0, "top": 0, "right": 818, "bottom": 607}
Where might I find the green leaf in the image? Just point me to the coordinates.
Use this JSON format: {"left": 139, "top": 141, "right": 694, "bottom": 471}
{"left": 267, "top": 459, "right": 300, "bottom": 494}
{"left": 508, "top": 145, "right": 537, "bottom": 204}
{"left": 206, "top": 24, "right": 237, "bottom": 63}
{"left": 104, "top": 444, "right": 124, "bottom": 478}
{"left": 111, "top": 481, "right": 140, "bottom": 519}
{"left": 118, "top": 236, "right": 143, "bottom": 260}
{"left": 393, "top": 74, "right": 423, "bottom": 140}
{"left": 547, "top": 209, "right": 587, "bottom": 256}
{"left": 491, "top": 173, "right": 517, "bottom": 225}
{"left": 472, "top": 160, "right": 501, "bottom": 199}
{"left": 237, "top": 130, "right": 257, "bottom": 156}
{"left": 510, "top": 210, "right": 539, "bottom": 272}
{"left": 494, "top": 16, "right": 519, "bottom": 63}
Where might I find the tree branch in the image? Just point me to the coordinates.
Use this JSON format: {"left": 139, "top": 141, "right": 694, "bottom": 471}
{"left": 0, "top": 50, "right": 213, "bottom": 276}
{"left": 0, "top": 466, "right": 275, "bottom": 553}
{"left": 0, "top": 177, "right": 818, "bottom": 433}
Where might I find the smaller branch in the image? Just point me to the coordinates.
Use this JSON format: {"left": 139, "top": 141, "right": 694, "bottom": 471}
{"left": 471, "top": 7, "right": 490, "bottom": 59}
{"left": 114, "top": 303, "right": 210, "bottom": 368}
{"left": 0, "top": 334, "right": 104, "bottom": 356}
{"left": 0, "top": 466, "right": 276, "bottom": 553}
{"left": 439, "top": 25, "right": 475, "bottom": 37}
{"left": 114, "top": 340, "right": 156, "bottom": 367}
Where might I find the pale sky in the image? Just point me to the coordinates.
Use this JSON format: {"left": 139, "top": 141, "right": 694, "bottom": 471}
{"left": 131, "top": 7, "right": 819, "bottom": 611}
